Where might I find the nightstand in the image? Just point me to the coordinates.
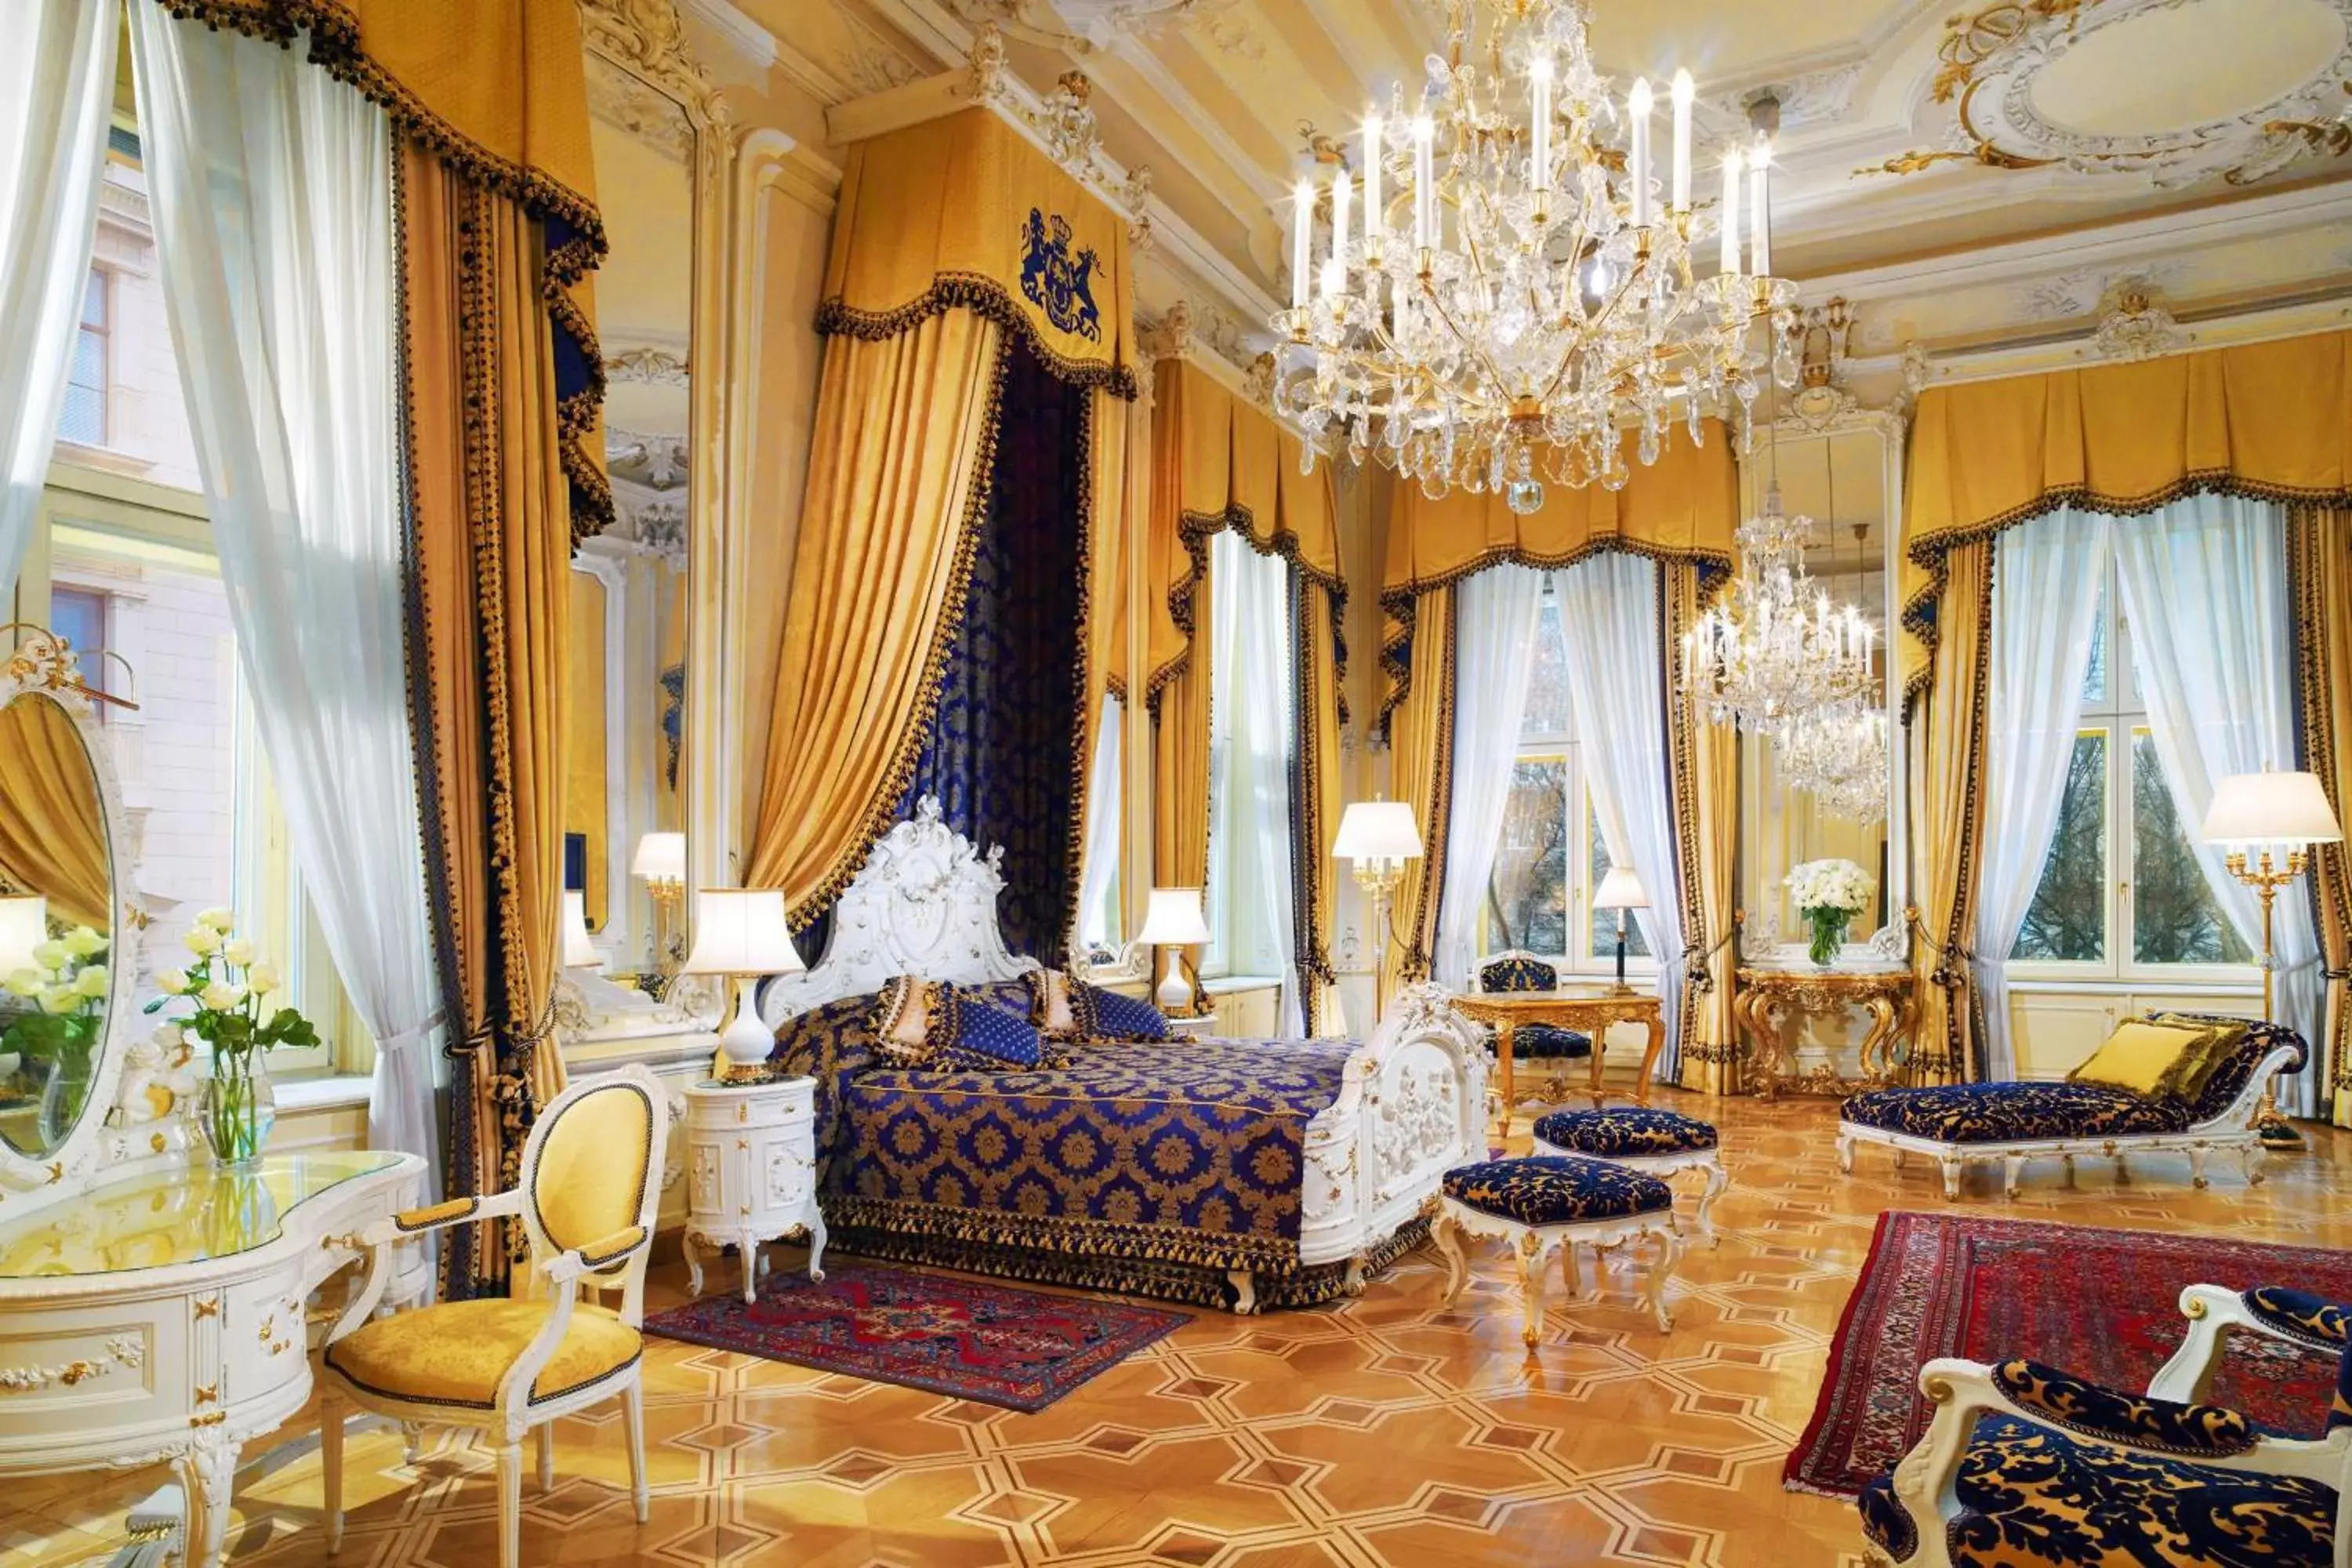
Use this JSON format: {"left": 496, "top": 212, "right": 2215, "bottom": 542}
{"left": 681, "top": 1075, "right": 827, "bottom": 1301}
{"left": 1166, "top": 1011, "right": 1217, "bottom": 1037}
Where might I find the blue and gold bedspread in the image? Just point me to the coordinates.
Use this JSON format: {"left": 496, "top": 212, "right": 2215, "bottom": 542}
{"left": 837, "top": 1037, "right": 1355, "bottom": 1273}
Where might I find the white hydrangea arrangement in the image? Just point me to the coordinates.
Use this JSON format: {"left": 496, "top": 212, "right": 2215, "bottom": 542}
{"left": 1786, "top": 858, "right": 1874, "bottom": 965}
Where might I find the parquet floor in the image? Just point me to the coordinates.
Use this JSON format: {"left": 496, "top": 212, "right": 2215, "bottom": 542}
{"left": 12, "top": 1090, "right": 2352, "bottom": 1568}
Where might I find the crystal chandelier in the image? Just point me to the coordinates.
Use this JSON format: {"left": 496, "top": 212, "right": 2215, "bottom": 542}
{"left": 1778, "top": 699, "right": 1889, "bottom": 823}
{"left": 1679, "top": 479, "right": 1876, "bottom": 738}
{"left": 1269, "top": 0, "right": 1796, "bottom": 512}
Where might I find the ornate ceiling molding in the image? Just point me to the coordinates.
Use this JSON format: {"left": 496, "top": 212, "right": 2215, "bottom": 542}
{"left": 580, "top": 0, "right": 734, "bottom": 130}
{"left": 1864, "top": 0, "right": 2352, "bottom": 187}
{"left": 942, "top": 0, "right": 1229, "bottom": 51}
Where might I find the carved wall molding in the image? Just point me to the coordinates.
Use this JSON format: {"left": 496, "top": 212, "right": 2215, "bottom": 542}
{"left": 579, "top": 0, "right": 733, "bottom": 130}
{"left": 605, "top": 346, "right": 690, "bottom": 386}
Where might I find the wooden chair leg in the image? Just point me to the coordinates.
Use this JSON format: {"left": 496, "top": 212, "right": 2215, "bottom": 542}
{"left": 1436, "top": 1213, "right": 1469, "bottom": 1306}
{"left": 496, "top": 1441, "right": 524, "bottom": 1568}
{"left": 622, "top": 1381, "right": 650, "bottom": 1524}
{"left": 536, "top": 1422, "right": 554, "bottom": 1490}
{"left": 321, "top": 1388, "right": 345, "bottom": 1555}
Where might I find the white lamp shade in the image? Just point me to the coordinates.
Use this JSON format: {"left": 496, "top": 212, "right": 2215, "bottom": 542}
{"left": 2201, "top": 771, "right": 2345, "bottom": 847}
{"left": 1135, "top": 886, "right": 1211, "bottom": 946}
{"left": 561, "top": 889, "right": 600, "bottom": 970}
{"left": 682, "top": 888, "right": 804, "bottom": 977}
{"left": 1594, "top": 866, "right": 1649, "bottom": 910}
{"left": 631, "top": 831, "right": 687, "bottom": 881}
{"left": 0, "top": 895, "right": 48, "bottom": 975}
{"left": 1333, "top": 800, "right": 1423, "bottom": 861}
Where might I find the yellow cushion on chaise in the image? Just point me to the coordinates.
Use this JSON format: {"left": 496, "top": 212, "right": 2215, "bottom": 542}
{"left": 324, "top": 1298, "right": 641, "bottom": 1409}
{"left": 2067, "top": 1020, "right": 2212, "bottom": 1098}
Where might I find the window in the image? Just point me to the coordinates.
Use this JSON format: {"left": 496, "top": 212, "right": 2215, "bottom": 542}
{"left": 2009, "top": 575, "right": 2249, "bottom": 978}
{"left": 1479, "top": 589, "right": 1651, "bottom": 972}
{"left": 60, "top": 268, "right": 108, "bottom": 448}
{"left": 1201, "top": 531, "right": 1296, "bottom": 982}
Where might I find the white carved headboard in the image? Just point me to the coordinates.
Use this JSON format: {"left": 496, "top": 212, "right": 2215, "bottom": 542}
{"left": 757, "top": 797, "right": 1037, "bottom": 1026}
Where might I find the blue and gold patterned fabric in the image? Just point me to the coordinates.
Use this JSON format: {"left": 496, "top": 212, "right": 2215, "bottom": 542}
{"left": 1856, "top": 1475, "right": 1918, "bottom": 1563}
{"left": 1991, "top": 1359, "right": 2256, "bottom": 1457}
{"left": 1477, "top": 956, "right": 1588, "bottom": 1057}
{"left": 1839, "top": 1080, "right": 2192, "bottom": 1143}
{"left": 1534, "top": 1106, "right": 1718, "bottom": 1157}
{"left": 2168, "top": 1018, "right": 2304, "bottom": 1124}
{"left": 768, "top": 991, "right": 891, "bottom": 1190}
{"left": 2247, "top": 1287, "right": 2352, "bottom": 1352}
{"left": 927, "top": 985, "right": 1047, "bottom": 1069}
{"left": 837, "top": 1036, "right": 1355, "bottom": 1272}
{"left": 1441, "top": 1156, "right": 1673, "bottom": 1226}
{"left": 1481, "top": 956, "right": 1558, "bottom": 993}
{"left": 1069, "top": 980, "right": 1170, "bottom": 1041}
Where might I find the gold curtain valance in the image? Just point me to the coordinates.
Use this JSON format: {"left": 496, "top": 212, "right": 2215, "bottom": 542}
{"left": 1901, "top": 329, "right": 2352, "bottom": 702}
{"left": 1377, "top": 419, "right": 1737, "bottom": 730}
{"left": 1145, "top": 358, "right": 1342, "bottom": 698}
{"left": 821, "top": 108, "right": 1138, "bottom": 398}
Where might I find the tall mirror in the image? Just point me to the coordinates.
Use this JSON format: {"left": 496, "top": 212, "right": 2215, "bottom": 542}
{"left": 0, "top": 686, "right": 118, "bottom": 1162}
{"left": 573, "top": 37, "right": 700, "bottom": 980}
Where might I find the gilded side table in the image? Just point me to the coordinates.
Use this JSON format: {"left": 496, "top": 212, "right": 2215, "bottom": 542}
{"left": 681, "top": 1075, "right": 826, "bottom": 1301}
{"left": 1733, "top": 967, "right": 1918, "bottom": 1101}
{"left": 1446, "top": 987, "right": 1666, "bottom": 1138}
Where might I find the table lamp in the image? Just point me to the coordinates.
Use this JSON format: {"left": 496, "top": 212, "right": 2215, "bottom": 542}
{"left": 561, "top": 889, "right": 601, "bottom": 971}
{"left": 2201, "top": 768, "right": 2344, "bottom": 1152}
{"left": 632, "top": 831, "right": 688, "bottom": 971}
{"left": 1136, "top": 886, "right": 1212, "bottom": 1016}
{"left": 1593, "top": 866, "right": 1648, "bottom": 996}
{"left": 0, "top": 895, "right": 49, "bottom": 978}
{"left": 682, "top": 888, "right": 804, "bottom": 1081}
{"left": 1334, "top": 798, "right": 1422, "bottom": 1022}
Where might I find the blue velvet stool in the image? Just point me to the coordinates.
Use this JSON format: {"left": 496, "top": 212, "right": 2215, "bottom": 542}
{"left": 1433, "top": 1156, "right": 1682, "bottom": 1345}
{"left": 1532, "top": 1107, "right": 1729, "bottom": 1246}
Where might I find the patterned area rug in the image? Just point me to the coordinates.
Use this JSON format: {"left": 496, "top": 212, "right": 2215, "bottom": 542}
{"left": 1788, "top": 1210, "right": 2352, "bottom": 1498}
{"left": 644, "top": 1263, "right": 1191, "bottom": 1412}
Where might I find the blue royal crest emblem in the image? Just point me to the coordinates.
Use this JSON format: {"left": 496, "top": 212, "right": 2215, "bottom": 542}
{"left": 1018, "top": 208, "right": 1102, "bottom": 343}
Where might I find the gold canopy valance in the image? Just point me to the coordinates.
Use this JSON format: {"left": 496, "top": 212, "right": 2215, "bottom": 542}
{"left": 1901, "top": 329, "right": 2352, "bottom": 702}
{"left": 1378, "top": 420, "right": 1737, "bottom": 730}
{"left": 1145, "top": 359, "right": 1341, "bottom": 697}
{"left": 821, "top": 107, "right": 1139, "bottom": 397}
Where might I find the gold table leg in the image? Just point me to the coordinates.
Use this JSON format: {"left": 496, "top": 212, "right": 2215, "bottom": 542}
{"left": 1495, "top": 1019, "right": 1517, "bottom": 1144}
{"left": 1633, "top": 1013, "right": 1664, "bottom": 1105}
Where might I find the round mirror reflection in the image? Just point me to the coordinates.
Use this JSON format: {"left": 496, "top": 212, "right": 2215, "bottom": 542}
{"left": 0, "top": 691, "right": 114, "bottom": 1160}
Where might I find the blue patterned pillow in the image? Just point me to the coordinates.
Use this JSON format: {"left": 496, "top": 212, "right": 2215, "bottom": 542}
{"left": 1069, "top": 980, "right": 1169, "bottom": 1041}
{"left": 927, "top": 985, "right": 1047, "bottom": 1069}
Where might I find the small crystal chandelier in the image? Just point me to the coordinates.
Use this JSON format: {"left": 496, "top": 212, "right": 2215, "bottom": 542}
{"left": 1268, "top": 0, "right": 1797, "bottom": 512}
{"left": 1778, "top": 698, "right": 1889, "bottom": 822}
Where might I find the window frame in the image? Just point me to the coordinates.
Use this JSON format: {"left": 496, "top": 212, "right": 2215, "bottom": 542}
{"left": 60, "top": 265, "right": 113, "bottom": 451}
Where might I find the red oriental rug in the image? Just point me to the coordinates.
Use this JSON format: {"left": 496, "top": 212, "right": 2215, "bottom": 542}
{"left": 644, "top": 1263, "right": 1190, "bottom": 1413}
{"left": 1787, "top": 1211, "right": 2352, "bottom": 1499}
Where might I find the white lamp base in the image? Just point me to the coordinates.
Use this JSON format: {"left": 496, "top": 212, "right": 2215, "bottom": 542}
{"left": 716, "top": 976, "right": 773, "bottom": 1080}
{"left": 1156, "top": 972, "right": 1195, "bottom": 1014}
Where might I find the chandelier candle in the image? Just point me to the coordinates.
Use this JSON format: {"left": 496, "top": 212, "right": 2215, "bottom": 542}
{"left": 1330, "top": 169, "right": 1352, "bottom": 271}
{"left": 1362, "top": 114, "right": 1381, "bottom": 245}
{"left": 1748, "top": 140, "right": 1772, "bottom": 278}
{"left": 1291, "top": 177, "right": 1312, "bottom": 310}
{"left": 1671, "top": 68, "right": 1693, "bottom": 212}
{"left": 1719, "top": 149, "right": 1742, "bottom": 277}
{"left": 1628, "top": 78, "right": 1652, "bottom": 227}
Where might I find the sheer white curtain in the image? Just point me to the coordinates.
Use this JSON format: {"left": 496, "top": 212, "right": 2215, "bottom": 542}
{"left": 1973, "top": 509, "right": 2112, "bottom": 1080}
{"left": 1554, "top": 553, "right": 1686, "bottom": 1076}
{"left": 1205, "top": 528, "right": 1301, "bottom": 1035}
{"left": 1075, "top": 691, "right": 1122, "bottom": 956}
{"left": 1433, "top": 564, "right": 1545, "bottom": 989}
{"left": 0, "top": 0, "right": 118, "bottom": 594}
{"left": 2114, "top": 493, "right": 2323, "bottom": 1112}
{"left": 130, "top": 15, "right": 445, "bottom": 1187}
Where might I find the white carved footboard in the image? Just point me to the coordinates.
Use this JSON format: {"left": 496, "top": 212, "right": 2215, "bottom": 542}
{"left": 1300, "top": 983, "right": 1488, "bottom": 1267}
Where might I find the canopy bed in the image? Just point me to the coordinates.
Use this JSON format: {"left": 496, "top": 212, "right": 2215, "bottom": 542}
{"left": 757, "top": 799, "right": 1489, "bottom": 1312}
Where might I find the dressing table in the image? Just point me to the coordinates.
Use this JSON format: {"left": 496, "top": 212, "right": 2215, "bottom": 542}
{"left": 0, "top": 633, "right": 426, "bottom": 1567}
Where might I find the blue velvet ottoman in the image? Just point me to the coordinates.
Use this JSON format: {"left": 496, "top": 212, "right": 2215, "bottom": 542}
{"left": 1532, "top": 1107, "right": 1729, "bottom": 1245}
{"left": 1433, "top": 1156, "right": 1682, "bottom": 1345}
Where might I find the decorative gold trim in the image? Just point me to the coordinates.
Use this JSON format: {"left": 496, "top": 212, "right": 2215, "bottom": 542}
{"left": 817, "top": 277, "right": 1137, "bottom": 401}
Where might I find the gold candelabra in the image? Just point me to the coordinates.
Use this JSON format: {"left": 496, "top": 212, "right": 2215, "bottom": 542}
{"left": 2222, "top": 845, "right": 2307, "bottom": 1152}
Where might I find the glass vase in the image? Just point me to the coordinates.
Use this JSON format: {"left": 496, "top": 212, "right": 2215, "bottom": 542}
{"left": 201, "top": 1048, "right": 277, "bottom": 1168}
{"left": 1804, "top": 907, "right": 1851, "bottom": 967}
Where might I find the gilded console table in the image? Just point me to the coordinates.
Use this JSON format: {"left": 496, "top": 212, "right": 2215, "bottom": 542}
{"left": 1447, "top": 988, "right": 1666, "bottom": 1137}
{"left": 1733, "top": 967, "right": 1918, "bottom": 1101}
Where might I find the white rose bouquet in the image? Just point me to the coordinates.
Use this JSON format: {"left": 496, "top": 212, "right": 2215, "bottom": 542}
{"left": 143, "top": 908, "right": 317, "bottom": 1165}
{"left": 0, "top": 924, "right": 108, "bottom": 1128}
{"left": 1786, "top": 858, "right": 1874, "bottom": 966}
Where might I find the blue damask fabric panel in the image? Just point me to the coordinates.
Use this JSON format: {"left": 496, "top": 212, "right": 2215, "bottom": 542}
{"left": 902, "top": 336, "right": 1088, "bottom": 960}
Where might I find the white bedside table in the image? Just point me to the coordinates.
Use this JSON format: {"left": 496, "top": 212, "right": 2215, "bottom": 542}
{"left": 681, "top": 1075, "right": 827, "bottom": 1301}
{"left": 1166, "top": 1012, "right": 1217, "bottom": 1037}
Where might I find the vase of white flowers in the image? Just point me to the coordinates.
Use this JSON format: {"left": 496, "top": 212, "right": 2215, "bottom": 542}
{"left": 2, "top": 924, "right": 109, "bottom": 1145}
{"left": 1785, "top": 858, "right": 1874, "bottom": 967}
{"left": 147, "top": 907, "right": 318, "bottom": 1168}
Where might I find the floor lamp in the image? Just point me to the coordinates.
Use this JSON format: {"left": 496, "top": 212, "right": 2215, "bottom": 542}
{"left": 2201, "top": 769, "right": 2343, "bottom": 1152}
{"left": 1334, "top": 799, "right": 1423, "bottom": 1026}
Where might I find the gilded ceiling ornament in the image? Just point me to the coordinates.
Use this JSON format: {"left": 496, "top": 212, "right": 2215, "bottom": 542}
{"left": 2091, "top": 280, "right": 2189, "bottom": 361}
{"left": 946, "top": 0, "right": 1223, "bottom": 51}
{"left": 1864, "top": 0, "right": 2352, "bottom": 187}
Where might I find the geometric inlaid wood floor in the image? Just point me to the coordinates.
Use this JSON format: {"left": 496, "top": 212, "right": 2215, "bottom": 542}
{"left": 9, "top": 1090, "right": 2352, "bottom": 1567}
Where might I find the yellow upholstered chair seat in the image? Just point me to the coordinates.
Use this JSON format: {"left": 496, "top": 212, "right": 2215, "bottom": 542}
{"left": 324, "top": 1298, "right": 641, "bottom": 1410}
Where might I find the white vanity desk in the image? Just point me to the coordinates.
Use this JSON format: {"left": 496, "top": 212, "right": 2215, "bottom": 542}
{"left": 0, "top": 1149, "right": 426, "bottom": 1567}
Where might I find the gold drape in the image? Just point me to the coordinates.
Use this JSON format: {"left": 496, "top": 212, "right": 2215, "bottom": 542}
{"left": 1297, "top": 576, "right": 1345, "bottom": 1034}
{"left": 1661, "top": 564, "right": 1740, "bottom": 1094}
{"left": 1380, "top": 422, "right": 1735, "bottom": 727}
{"left": 1901, "top": 331, "right": 2352, "bottom": 702}
{"left": 2289, "top": 507, "right": 2352, "bottom": 1125}
{"left": 402, "top": 147, "right": 575, "bottom": 1294}
{"left": 1381, "top": 586, "right": 1456, "bottom": 1000}
{"left": 1908, "top": 540, "right": 1993, "bottom": 1085}
{"left": 0, "top": 696, "right": 109, "bottom": 932}
{"left": 743, "top": 317, "right": 1006, "bottom": 916}
{"left": 821, "top": 109, "right": 1136, "bottom": 394}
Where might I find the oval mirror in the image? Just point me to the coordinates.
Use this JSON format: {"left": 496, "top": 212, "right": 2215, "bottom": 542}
{"left": 0, "top": 691, "right": 115, "bottom": 1160}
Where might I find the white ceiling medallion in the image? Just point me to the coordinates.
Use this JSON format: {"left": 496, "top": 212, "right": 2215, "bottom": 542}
{"left": 1866, "top": 0, "right": 2352, "bottom": 189}
{"left": 946, "top": 0, "right": 1226, "bottom": 50}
